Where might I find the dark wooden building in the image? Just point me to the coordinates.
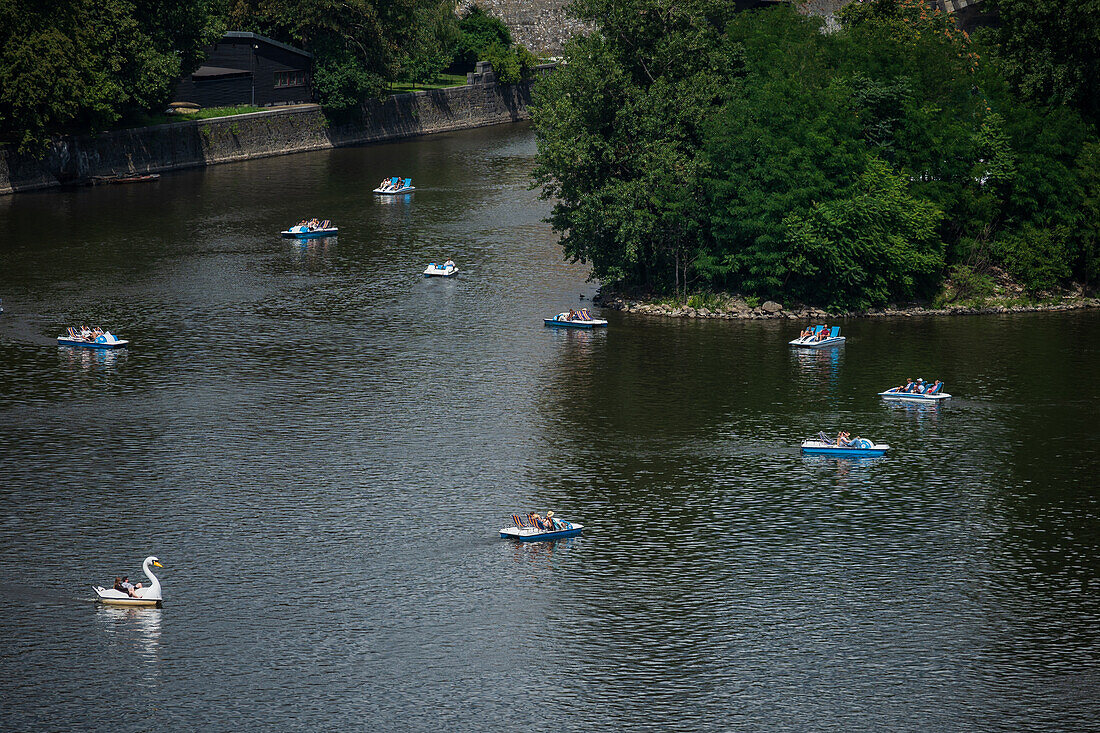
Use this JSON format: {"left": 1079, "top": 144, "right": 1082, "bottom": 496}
{"left": 173, "top": 32, "right": 313, "bottom": 108}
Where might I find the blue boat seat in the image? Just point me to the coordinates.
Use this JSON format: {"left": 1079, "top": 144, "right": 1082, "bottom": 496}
{"left": 829, "top": 326, "right": 840, "bottom": 338}
{"left": 403, "top": 178, "right": 412, "bottom": 189}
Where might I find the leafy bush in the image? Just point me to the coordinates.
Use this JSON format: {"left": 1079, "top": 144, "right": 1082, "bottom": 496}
{"left": 992, "top": 225, "right": 1073, "bottom": 294}
{"left": 452, "top": 6, "right": 512, "bottom": 72}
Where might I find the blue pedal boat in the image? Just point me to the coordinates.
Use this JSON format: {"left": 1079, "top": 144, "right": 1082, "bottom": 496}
{"left": 545, "top": 309, "right": 607, "bottom": 329}
{"left": 500, "top": 521, "right": 583, "bottom": 542}
{"left": 790, "top": 325, "right": 846, "bottom": 348}
{"left": 878, "top": 389, "right": 950, "bottom": 403}
{"left": 800, "top": 437, "right": 889, "bottom": 457}
{"left": 374, "top": 177, "right": 415, "bottom": 194}
{"left": 281, "top": 224, "right": 338, "bottom": 239}
{"left": 57, "top": 328, "right": 129, "bottom": 349}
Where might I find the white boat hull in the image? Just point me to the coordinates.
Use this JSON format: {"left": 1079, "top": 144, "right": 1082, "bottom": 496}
{"left": 374, "top": 187, "right": 415, "bottom": 194}
{"left": 424, "top": 265, "right": 457, "bottom": 277}
{"left": 93, "top": 587, "right": 162, "bottom": 607}
{"left": 789, "top": 336, "right": 846, "bottom": 348}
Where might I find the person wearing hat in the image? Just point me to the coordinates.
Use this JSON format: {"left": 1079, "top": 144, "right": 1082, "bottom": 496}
{"left": 915, "top": 377, "right": 926, "bottom": 394}
{"left": 546, "top": 511, "right": 558, "bottom": 531}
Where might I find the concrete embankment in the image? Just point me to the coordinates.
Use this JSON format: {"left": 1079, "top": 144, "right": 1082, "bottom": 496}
{"left": 0, "top": 69, "right": 549, "bottom": 195}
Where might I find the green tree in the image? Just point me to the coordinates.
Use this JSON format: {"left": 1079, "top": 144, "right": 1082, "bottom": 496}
{"left": 0, "top": 0, "right": 225, "bottom": 152}
{"left": 784, "top": 158, "right": 944, "bottom": 309}
{"left": 982, "top": 0, "right": 1100, "bottom": 126}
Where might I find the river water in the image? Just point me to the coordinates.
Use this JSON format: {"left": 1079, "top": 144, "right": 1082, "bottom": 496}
{"left": 0, "top": 123, "right": 1098, "bottom": 731}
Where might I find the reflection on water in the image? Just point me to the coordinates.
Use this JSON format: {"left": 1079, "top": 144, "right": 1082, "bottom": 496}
{"left": 57, "top": 346, "right": 127, "bottom": 371}
{"left": 95, "top": 606, "right": 162, "bottom": 672}
{"left": 792, "top": 345, "right": 843, "bottom": 387}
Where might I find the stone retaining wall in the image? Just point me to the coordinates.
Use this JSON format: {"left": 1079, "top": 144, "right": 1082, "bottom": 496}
{"left": 0, "top": 71, "right": 550, "bottom": 196}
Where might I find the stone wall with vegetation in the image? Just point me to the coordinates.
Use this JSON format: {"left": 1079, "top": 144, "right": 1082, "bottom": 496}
{"left": 0, "top": 74, "right": 545, "bottom": 196}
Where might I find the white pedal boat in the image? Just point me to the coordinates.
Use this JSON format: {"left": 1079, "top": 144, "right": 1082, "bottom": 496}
{"left": 879, "top": 389, "right": 951, "bottom": 402}
{"left": 545, "top": 309, "right": 607, "bottom": 329}
{"left": 424, "top": 262, "right": 458, "bottom": 277}
{"left": 801, "top": 437, "right": 889, "bottom": 457}
{"left": 790, "top": 325, "right": 845, "bottom": 348}
{"left": 93, "top": 556, "right": 164, "bottom": 607}
{"left": 501, "top": 514, "right": 583, "bottom": 541}
{"left": 281, "top": 224, "right": 338, "bottom": 239}
{"left": 374, "top": 177, "right": 415, "bottom": 194}
{"left": 58, "top": 327, "right": 129, "bottom": 349}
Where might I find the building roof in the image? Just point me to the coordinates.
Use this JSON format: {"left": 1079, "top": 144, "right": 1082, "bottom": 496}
{"left": 223, "top": 31, "right": 313, "bottom": 59}
{"left": 191, "top": 65, "right": 251, "bottom": 79}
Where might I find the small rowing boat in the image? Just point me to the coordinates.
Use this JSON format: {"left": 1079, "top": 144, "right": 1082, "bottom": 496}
{"left": 424, "top": 261, "right": 458, "bottom": 277}
{"left": 801, "top": 433, "right": 889, "bottom": 457}
{"left": 501, "top": 513, "right": 583, "bottom": 541}
{"left": 545, "top": 308, "right": 607, "bottom": 329}
{"left": 281, "top": 222, "right": 338, "bottom": 239}
{"left": 790, "top": 325, "right": 845, "bottom": 348}
{"left": 57, "top": 327, "right": 129, "bottom": 349}
{"left": 374, "top": 176, "right": 415, "bottom": 194}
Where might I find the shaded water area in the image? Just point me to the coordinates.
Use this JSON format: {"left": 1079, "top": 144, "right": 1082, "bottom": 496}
{"left": 1, "top": 123, "right": 1098, "bottom": 731}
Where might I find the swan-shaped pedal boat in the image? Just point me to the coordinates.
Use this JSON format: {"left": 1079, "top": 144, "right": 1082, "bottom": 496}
{"left": 374, "top": 177, "right": 415, "bottom": 194}
{"left": 424, "top": 261, "right": 458, "bottom": 277}
{"left": 544, "top": 308, "right": 607, "bottom": 329}
{"left": 501, "top": 514, "right": 583, "bottom": 541}
{"left": 93, "top": 556, "right": 164, "bottom": 607}
{"left": 58, "top": 327, "right": 129, "bottom": 349}
{"left": 801, "top": 434, "right": 889, "bottom": 457}
{"left": 790, "top": 325, "right": 845, "bottom": 348}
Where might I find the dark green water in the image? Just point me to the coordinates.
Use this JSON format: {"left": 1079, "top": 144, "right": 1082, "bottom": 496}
{"left": 0, "top": 123, "right": 1098, "bottom": 731}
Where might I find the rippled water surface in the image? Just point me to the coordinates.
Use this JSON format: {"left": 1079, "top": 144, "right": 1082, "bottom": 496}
{"left": 1, "top": 123, "right": 1098, "bottom": 731}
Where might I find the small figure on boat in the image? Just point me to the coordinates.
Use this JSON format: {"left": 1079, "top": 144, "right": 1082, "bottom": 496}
{"left": 117, "top": 575, "right": 143, "bottom": 597}
{"left": 444, "top": 259, "right": 456, "bottom": 269}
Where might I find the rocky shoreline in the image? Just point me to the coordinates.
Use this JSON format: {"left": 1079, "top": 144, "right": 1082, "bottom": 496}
{"left": 594, "top": 291, "right": 1100, "bottom": 320}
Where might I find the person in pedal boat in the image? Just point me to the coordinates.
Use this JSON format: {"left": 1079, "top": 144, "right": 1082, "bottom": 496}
{"left": 799, "top": 326, "right": 813, "bottom": 340}
{"left": 444, "top": 259, "right": 455, "bottom": 269}
{"left": 118, "top": 575, "right": 143, "bottom": 597}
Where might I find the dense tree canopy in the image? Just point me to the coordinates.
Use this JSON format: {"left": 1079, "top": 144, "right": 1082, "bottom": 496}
{"left": 0, "top": 0, "right": 225, "bottom": 151}
{"left": 533, "top": 0, "right": 1100, "bottom": 308}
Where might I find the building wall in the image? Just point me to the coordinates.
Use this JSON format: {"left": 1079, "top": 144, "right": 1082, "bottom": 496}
{"left": 174, "top": 76, "right": 253, "bottom": 108}
{"left": 0, "top": 69, "right": 552, "bottom": 195}
{"left": 172, "top": 36, "right": 312, "bottom": 108}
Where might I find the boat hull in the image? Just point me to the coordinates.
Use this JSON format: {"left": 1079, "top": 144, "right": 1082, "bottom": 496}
{"left": 424, "top": 267, "right": 457, "bottom": 278}
{"left": 93, "top": 587, "right": 162, "bottom": 607}
{"left": 789, "top": 337, "right": 846, "bottom": 348}
{"left": 500, "top": 524, "right": 584, "bottom": 542}
{"left": 801, "top": 440, "right": 889, "bottom": 457}
{"left": 58, "top": 338, "right": 129, "bottom": 349}
{"left": 281, "top": 228, "right": 338, "bottom": 239}
{"left": 544, "top": 319, "right": 608, "bottom": 329}
{"left": 374, "top": 187, "right": 415, "bottom": 194}
{"left": 879, "top": 391, "right": 950, "bottom": 402}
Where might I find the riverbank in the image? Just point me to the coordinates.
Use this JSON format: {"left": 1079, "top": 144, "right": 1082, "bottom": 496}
{"left": 595, "top": 289, "right": 1100, "bottom": 320}
{"left": 0, "top": 66, "right": 553, "bottom": 196}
